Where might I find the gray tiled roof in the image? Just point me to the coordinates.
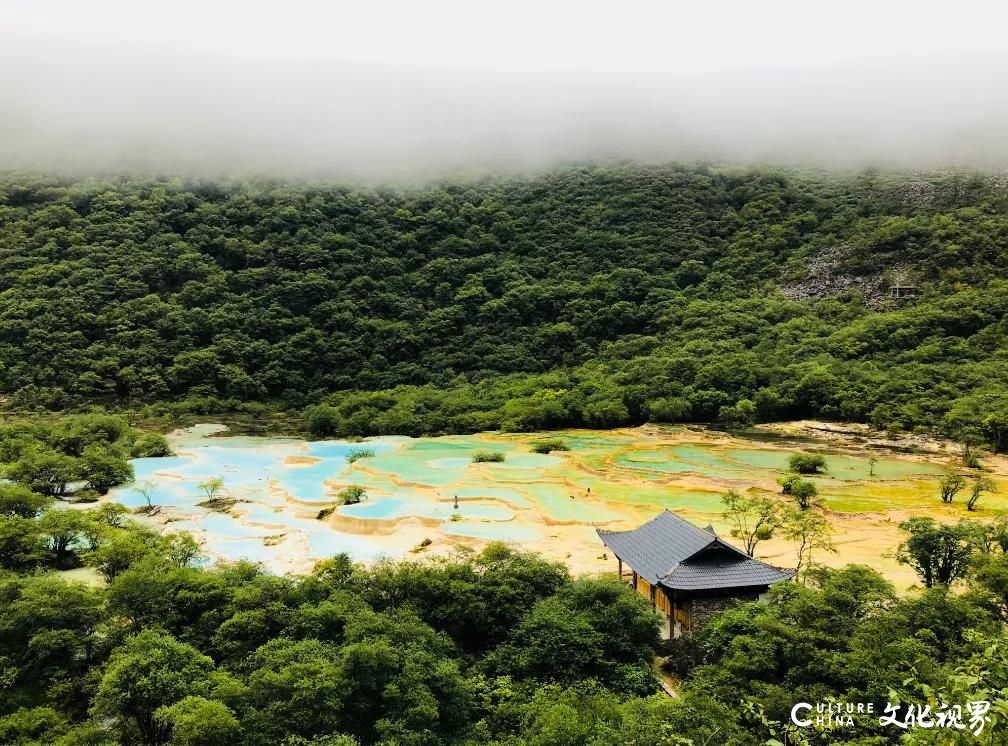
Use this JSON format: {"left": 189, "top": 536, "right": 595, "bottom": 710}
{"left": 597, "top": 510, "right": 715, "bottom": 582}
{"left": 661, "top": 557, "right": 794, "bottom": 591}
{"left": 597, "top": 510, "right": 793, "bottom": 592}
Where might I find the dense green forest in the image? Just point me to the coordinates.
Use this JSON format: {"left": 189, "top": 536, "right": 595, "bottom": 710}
{"left": 4, "top": 165, "right": 1008, "bottom": 744}
{"left": 1, "top": 166, "right": 1007, "bottom": 447}
{"left": 5, "top": 487, "right": 1008, "bottom": 745}
{"left": 2, "top": 418, "right": 1008, "bottom": 744}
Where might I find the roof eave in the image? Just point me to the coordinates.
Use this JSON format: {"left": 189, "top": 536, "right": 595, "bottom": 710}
{"left": 658, "top": 574, "right": 794, "bottom": 592}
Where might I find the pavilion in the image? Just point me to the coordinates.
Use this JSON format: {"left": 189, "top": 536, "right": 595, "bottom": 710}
{"left": 597, "top": 510, "right": 793, "bottom": 638}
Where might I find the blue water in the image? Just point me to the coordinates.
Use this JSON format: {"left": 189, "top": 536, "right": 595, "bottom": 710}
{"left": 108, "top": 427, "right": 536, "bottom": 568}
{"left": 342, "top": 495, "right": 514, "bottom": 521}
{"left": 441, "top": 521, "right": 545, "bottom": 542}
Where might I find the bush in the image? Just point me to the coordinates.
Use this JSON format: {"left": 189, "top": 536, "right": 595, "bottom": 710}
{"left": 531, "top": 439, "right": 570, "bottom": 454}
{"left": 337, "top": 485, "right": 367, "bottom": 505}
{"left": 346, "top": 447, "right": 375, "bottom": 463}
{"left": 780, "top": 474, "right": 818, "bottom": 508}
{"left": 791, "top": 479, "right": 818, "bottom": 509}
{"left": 472, "top": 450, "right": 506, "bottom": 463}
{"left": 646, "top": 397, "right": 691, "bottom": 423}
{"left": 305, "top": 405, "right": 343, "bottom": 438}
{"left": 789, "top": 453, "right": 827, "bottom": 474}
{"left": 67, "top": 488, "right": 102, "bottom": 504}
{"left": 130, "top": 433, "right": 174, "bottom": 458}
{"left": 582, "top": 400, "right": 631, "bottom": 428}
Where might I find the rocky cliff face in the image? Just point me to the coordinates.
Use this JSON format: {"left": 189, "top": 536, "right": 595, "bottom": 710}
{"left": 779, "top": 244, "right": 916, "bottom": 310}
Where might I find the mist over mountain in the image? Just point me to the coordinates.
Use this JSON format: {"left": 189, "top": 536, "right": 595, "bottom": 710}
{"left": 2, "top": 1, "right": 1007, "bottom": 179}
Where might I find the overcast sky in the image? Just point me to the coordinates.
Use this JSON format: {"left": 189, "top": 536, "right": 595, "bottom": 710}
{"left": 2, "top": 0, "right": 1007, "bottom": 178}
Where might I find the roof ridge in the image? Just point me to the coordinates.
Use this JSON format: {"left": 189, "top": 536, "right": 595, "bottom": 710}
{"left": 598, "top": 509, "right": 686, "bottom": 539}
{"left": 681, "top": 536, "right": 751, "bottom": 563}
{"left": 661, "top": 509, "right": 718, "bottom": 536}
{"left": 660, "top": 510, "right": 756, "bottom": 561}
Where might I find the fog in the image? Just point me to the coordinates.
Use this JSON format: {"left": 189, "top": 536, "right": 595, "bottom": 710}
{"left": 2, "top": 1, "right": 1007, "bottom": 180}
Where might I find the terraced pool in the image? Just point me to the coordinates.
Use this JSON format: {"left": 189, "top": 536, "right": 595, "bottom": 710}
{"left": 105, "top": 423, "right": 996, "bottom": 576}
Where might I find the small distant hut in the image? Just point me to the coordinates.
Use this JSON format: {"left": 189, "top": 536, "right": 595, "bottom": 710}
{"left": 889, "top": 285, "right": 918, "bottom": 299}
{"left": 887, "top": 268, "right": 919, "bottom": 299}
{"left": 597, "top": 510, "right": 793, "bottom": 638}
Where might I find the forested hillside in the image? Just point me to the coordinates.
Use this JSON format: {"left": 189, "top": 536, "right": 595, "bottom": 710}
{"left": 1, "top": 166, "right": 1006, "bottom": 445}
{"left": 5, "top": 513, "right": 1008, "bottom": 745}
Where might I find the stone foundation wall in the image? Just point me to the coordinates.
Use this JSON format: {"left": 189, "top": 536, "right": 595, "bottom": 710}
{"left": 690, "top": 593, "right": 758, "bottom": 631}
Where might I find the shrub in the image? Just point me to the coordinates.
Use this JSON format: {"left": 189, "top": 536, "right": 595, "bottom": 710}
{"left": 305, "top": 405, "right": 343, "bottom": 438}
{"left": 337, "top": 485, "right": 367, "bottom": 505}
{"left": 472, "top": 450, "right": 506, "bottom": 463}
{"left": 346, "top": 447, "right": 375, "bottom": 463}
{"left": 67, "top": 488, "right": 101, "bottom": 504}
{"left": 781, "top": 474, "right": 818, "bottom": 507}
{"left": 646, "top": 397, "right": 691, "bottom": 423}
{"left": 130, "top": 433, "right": 173, "bottom": 458}
{"left": 789, "top": 453, "right": 827, "bottom": 474}
{"left": 531, "top": 439, "right": 570, "bottom": 454}
{"left": 791, "top": 479, "right": 818, "bottom": 510}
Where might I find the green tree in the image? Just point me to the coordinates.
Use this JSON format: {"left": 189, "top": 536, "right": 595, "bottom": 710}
{"left": 92, "top": 630, "right": 216, "bottom": 744}
{"left": 88, "top": 528, "right": 160, "bottom": 581}
{"left": 721, "top": 491, "right": 781, "bottom": 557}
{"left": 0, "top": 707, "right": 70, "bottom": 746}
{"left": 967, "top": 475, "right": 998, "bottom": 511}
{"left": 164, "top": 533, "right": 203, "bottom": 569}
{"left": 305, "top": 406, "right": 343, "bottom": 438}
{"left": 781, "top": 507, "right": 835, "bottom": 579}
{"left": 489, "top": 579, "right": 659, "bottom": 695}
{"left": 37, "top": 509, "right": 90, "bottom": 565}
{"left": 645, "top": 397, "right": 690, "bottom": 423}
{"left": 80, "top": 444, "right": 134, "bottom": 494}
{"left": 788, "top": 453, "right": 827, "bottom": 474}
{"left": 897, "top": 517, "right": 983, "bottom": 587}
{"left": 131, "top": 433, "right": 174, "bottom": 458}
{"left": 719, "top": 399, "right": 757, "bottom": 428}
{"left": 582, "top": 399, "right": 630, "bottom": 428}
{"left": 134, "top": 480, "right": 157, "bottom": 511}
{"left": 243, "top": 638, "right": 349, "bottom": 742}
{"left": 154, "top": 696, "right": 241, "bottom": 746}
{"left": 0, "top": 516, "right": 48, "bottom": 569}
{"left": 5, "top": 450, "right": 79, "bottom": 496}
{"left": 0, "top": 484, "right": 53, "bottom": 518}
{"left": 198, "top": 478, "right": 224, "bottom": 502}
{"left": 0, "top": 575, "right": 104, "bottom": 714}
{"left": 735, "top": 399, "right": 757, "bottom": 425}
{"left": 939, "top": 473, "right": 966, "bottom": 504}
{"left": 337, "top": 485, "right": 367, "bottom": 505}
{"left": 790, "top": 479, "right": 818, "bottom": 510}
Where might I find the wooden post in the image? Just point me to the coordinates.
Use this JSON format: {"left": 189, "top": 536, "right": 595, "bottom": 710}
{"left": 649, "top": 585, "right": 656, "bottom": 610}
{"left": 617, "top": 557, "right": 622, "bottom": 578}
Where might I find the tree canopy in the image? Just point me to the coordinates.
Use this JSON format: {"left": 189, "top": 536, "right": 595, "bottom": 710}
{"left": 3, "top": 518, "right": 1008, "bottom": 745}
{"left": 0, "top": 166, "right": 1006, "bottom": 450}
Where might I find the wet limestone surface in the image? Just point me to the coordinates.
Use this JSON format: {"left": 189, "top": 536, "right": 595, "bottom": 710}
{"left": 106, "top": 422, "right": 1007, "bottom": 583}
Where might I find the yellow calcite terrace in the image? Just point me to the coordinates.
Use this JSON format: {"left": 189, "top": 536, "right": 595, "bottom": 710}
{"left": 107, "top": 422, "right": 1007, "bottom": 586}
